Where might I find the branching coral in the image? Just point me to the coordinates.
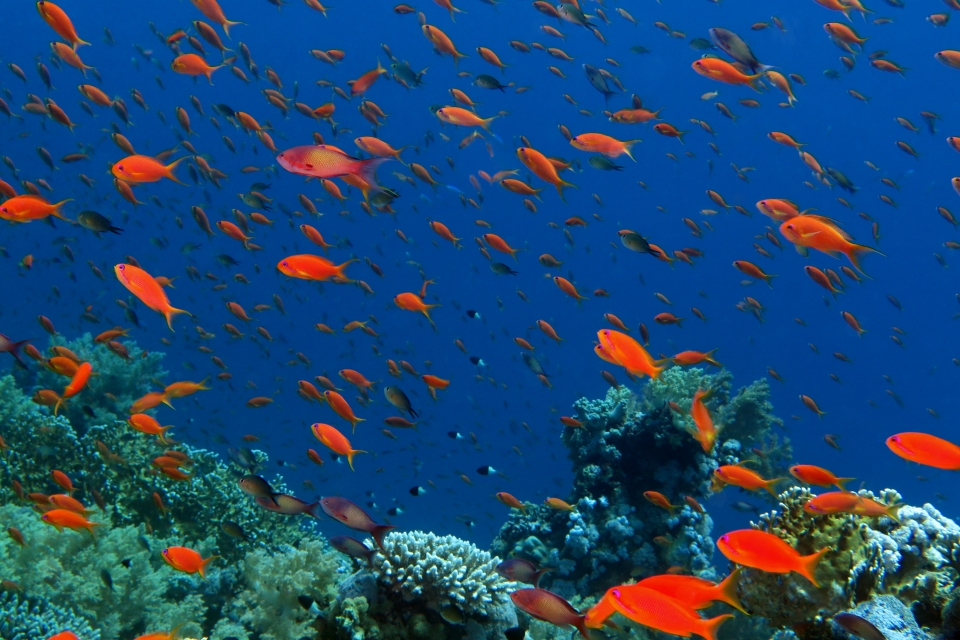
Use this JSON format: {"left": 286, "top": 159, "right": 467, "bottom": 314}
{"left": 737, "top": 486, "right": 960, "bottom": 639}
{"left": 0, "top": 590, "right": 102, "bottom": 640}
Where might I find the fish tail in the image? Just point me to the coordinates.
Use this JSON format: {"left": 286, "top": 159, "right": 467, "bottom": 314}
{"left": 885, "top": 503, "right": 903, "bottom": 523}
{"left": 346, "top": 449, "right": 367, "bottom": 471}
{"left": 764, "top": 478, "right": 784, "bottom": 496}
{"left": 53, "top": 396, "right": 66, "bottom": 416}
{"left": 350, "top": 417, "right": 366, "bottom": 434}
{"left": 556, "top": 179, "right": 578, "bottom": 202}
{"left": 164, "top": 306, "right": 190, "bottom": 332}
{"left": 453, "top": 50, "right": 468, "bottom": 67}
{"left": 74, "top": 38, "right": 92, "bottom": 50}
{"left": 573, "top": 615, "right": 591, "bottom": 640}
{"left": 222, "top": 20, "right": 245, "bottom": 39}
{"left": 51, "top": 198, "right": 74, "bottom": 221}
{"left": 764, "top": 273, "right": 778, "bottom": 288}
{"left": 336, "top": 258, "right": 359, "bottom": 282}
{"left": 623, "top": 140, "right": 641, "bottom": 162}
{"left": 165, "top": 157, "right": 189, "bottom": 185}
{"left": 159, "top": 426, "right": 174, "bottom": 445}
{"left": 714, "top": 567, "right": 748, "bottom": 614}
{"left": 698, "top": 614, "right": 735, "bottom": 640}
{"left": 835, "top": 477, "right": 855, "bottom": 491}
{"left": 370, "top": 524, "right": 396, "bottom": 549}
{"left": 355, "top": 156, "right": 391, "bottom": 193}
{"left": 846, "top": 243, "right": 884, "bottom": 276}
{"left": 796, "top": 547, "right": 830, "bottom": 587}
{"left": 198, "top": 555, "right": 221, "bottom": 580}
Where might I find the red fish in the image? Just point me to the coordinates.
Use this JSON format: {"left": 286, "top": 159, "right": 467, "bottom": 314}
{"left": 886, "top": 432, "right": 960, "bottom": 470}
{"left": 320, "top": 496, "right": 395, "bottom": 548}
{"left": 277, "top": 145, "right": 390, "bottom": 193}
{"left": 717, "top": 529, "right": 829, "bottom": 586}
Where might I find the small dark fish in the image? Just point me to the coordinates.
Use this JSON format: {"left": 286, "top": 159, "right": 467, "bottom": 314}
{"left": 709, "top": 27, "right": 765, "bottom": 72}
{"left": 228, "top": 447, "right": 261, "bottom": 472}
{"left": 834, "top": 613, "right": 886, "bottom": 640}
{"left": 78, "top": 211, "right": 123, "bottom": 235}
{"left": 825, "top": 167, "right": 857, "bottom": 193}
{"left": 100, "top": 569, "right": 113, "bottom": 591}
{"left": 216, "top": 254, "right": 241, "bottom": 266}
{"left": 583, "top": 64, "right": 617, "bottom": 103}
{"left": 491, "top": 262, "right": 518, "bottom": 276}
{"left": 221, "top": 520, "right": 250, "bottom": 541}
{"left": 620, "top": 232, "right": 651, "bottom": 254}
{"left": 474, "top": 74, "right": 509, "bottom": 91}
{"left": 730, "top": 501, "right": 759, "bottom": 514}
{"left": 630, "top": 45, "right": 652, "bottom": 54}
{"left": 239, "top": 475, "right": 280, "bottom": 503}
{"left": 823, "top": 69, "right": 841, "bottom": 80}
{"left": 589, "top": 156, "right": 623, "bottom": 171}
{"left": 522, "top": 352, "right": 547, "bottom": 377}
{"left": 385, "top": 385, "right": 418, "bottom": 418}
{"left": 689, "top": 38, "right": 715, "bottom": 51}
{"left": 392, "top": 60, "right": 427, "bottom": 88}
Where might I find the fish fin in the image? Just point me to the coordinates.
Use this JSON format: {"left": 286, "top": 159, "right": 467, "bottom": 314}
{"left": 573, "top": 615, "right": 591, "bottom": 640}
{"left": 163, "top": 307, "right": 190, "bottom": 332}
{"left": 222, "top": 20, "right": 245, "bottom": 39}
{"left": 480, "top": 116, "right": 498, "bottom": 133}
{"left": 847, "top": 243, "right": 884, "bottom": 276}
{"left": 715, "top": 567, "right": 749, "bottom": 614}
{"left": 52, "top": 198, "right": 75, "bottom": 222}
{"left": 355, "top": 157, "right": 391, "bottom": 193}
{"left": 796, "top": 547, "right": 830, "bottom": 587}
{"left": 556, "top": 179, "right": 578, "bottom": 202}
{"left": 350, "top": 417, "right": 366, "bottom": 434}
{"left": 623, "top": 139, "right": 641, "bottom": 162}
{"left": 370, "top": 524, "right": 396, "bottom": 549}
{"left": 346, "top": 449, "right": 367, "bottom": 472}
{"left": 885, "top": 503, "right": 903, "bottom": 523}
{"left": 834, "top": 477, "right": 855, "bottom": 491}
{"left": 699, "top": 614, "right": 735, "bottom": 640}
{"left": 198, "top": 555, "right": 221, "bottom": 580}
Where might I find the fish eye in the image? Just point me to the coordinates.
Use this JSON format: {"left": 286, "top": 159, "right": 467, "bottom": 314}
{"left": 117, "top": 264, "right": 124, "bottom": 270}
{"left": 611, "top": 589, "right": 621, "bottom": 598}
{"left": 719, "top": 535, "right": 728, "bottom": 543}
{"left": 281, "top": 261, "right": 287, "bottom": 267}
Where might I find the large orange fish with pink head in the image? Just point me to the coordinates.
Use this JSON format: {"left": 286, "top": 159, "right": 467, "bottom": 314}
{"left": 277, "top": 145, "right": 391, "bottom": 193}
{"left": 115, "top": 264, "right": 190, "bottom": 331}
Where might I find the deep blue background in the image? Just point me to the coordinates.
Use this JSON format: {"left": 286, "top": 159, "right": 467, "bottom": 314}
{"left": 2, "top": 0, "right": 958, "bottom": 550}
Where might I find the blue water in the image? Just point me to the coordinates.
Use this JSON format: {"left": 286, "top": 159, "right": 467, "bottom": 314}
{"left": 2, "top": 0, "right": 958, "bottom": 552}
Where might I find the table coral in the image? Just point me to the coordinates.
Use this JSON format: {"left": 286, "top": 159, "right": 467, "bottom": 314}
{"left": 0, "top": 590, "right": 102, "bottom": 640}
{"left": 737, "top": 486, "right": 960, "bottom": 639}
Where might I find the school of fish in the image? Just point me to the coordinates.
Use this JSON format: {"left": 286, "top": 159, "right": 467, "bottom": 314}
{"left": 3, "top": 0, "right": 960, "bottom": 637}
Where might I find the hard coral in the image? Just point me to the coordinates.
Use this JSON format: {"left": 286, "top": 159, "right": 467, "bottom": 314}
{"left": 738, "top": 486, "right": 960, "bottom": 639}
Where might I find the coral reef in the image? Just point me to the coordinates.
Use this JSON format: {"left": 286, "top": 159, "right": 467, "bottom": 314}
{"left": 328, "top": 530, "right": 519, "bottom": 640}
{"left": 737, "top": 486, "right": 960, "bottom": 639}
{"left": 833, "top": 595, "right": 931, "bottom": 640}
{"left": 14, "top": 333, "right": 168, "bottom": 434}
{"left": 0, "top": 590, "right": 102, "bottom": 640}
{"left": 492, "top": 367, "right": 786, "bottom": 596}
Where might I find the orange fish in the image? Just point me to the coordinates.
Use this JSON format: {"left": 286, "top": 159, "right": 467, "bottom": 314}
{"left": 0, "top": 195, "right": 72, "bottom": 222}
{"left": 597, "top": 329, "right": 664, "bottom": 379}
{"left": 171, "top": 53, "right": 223, "bottom": 83}
{"left": 394, "top": 292, "right": 440, "bottom": 324}
{"left": 569, "top": 133, "right": 641, "bottom": 160}
{"left": 635, "top": 569, "right": 746, "bottom": 614}
{"left": 41, "top": 509, "right": 102, "bottom": 539}
{"left": 350, "top": 61, "right": 387, "bottom": 96}
{"left": 190, "top": 0, "right": 243, "bottom": 37}
{"left": 789, "top": 464, "right": 853, "bottom": 490}
{"left": 277, "top": 255, "right": 357, "bottom": 282}
{"left": 37, "top": 1, "right": 89, "bottom": 49}
{"left": 115, "top": 264, "right": 190, "bottom": 331}
{"left": 164, "top": 378, "right": 211, "bottom": 399}
{"left": 554, "top": 276, "right": 588, "bottom": 305}
{"left": 517, "top": 147, "right": 576, "bottom": 201}
{"left": 128, "top": 414, "right": 174, "bottom": 443}
{"left": 162, "top": 545, "right": 220, "bottom": 579}
{"left": 643, "top": 491, "right": 679, "bottom": 515}
{"left": 713, "top": 465, "right": 781, "bottom": 495}
{"left": 692, "top": 58, "right": 763, "bottom": 89}
{"left": 422, "top": 374, "right": 450, "bottom": 389}
{"left": 422, "top": 24, "right": 468, "bottom": 66}
{"left": 55, "top": 361, "right": 91, "bottom": 415}
{"left": 130, "top": 391, "right": 173, "bottom": 414}
{"left": 324, "top": 390, "right": 366, "bottom": 432}
{"left": 436, "top": 106, "right": 498, "bottom": 131}
{"left": 688, "top": 388, "right": 717, "bottom": 453}
{"left": 717, "top": 529, "right": 829, "bottom": 586}
{"left": 112, "top": 155, "right": 187, "bottom": 184}
{"left": 779, "top": 215, "right": 882, "bottom": 274}
{"left": 886, "top": 432, "right": 960, "bottom": 470}
{"left": 804, "top": 492, "right": 901, "bottom": 521}
{"left": 47, "top": 633, "right": 80, "bottom": 640}
{"left": 496, "top": 491, "right": 527, "bottom": 513}
{"left": 133, "top": 624, "right": 185, "bottom": 640}
{"left": 312, "top": 423, "right": 366, "bottom": 470}
{"left": 603, "top": 585, "right": 733, "bottom": 640}
{"left": 483, "top": 233, "right": 523, "bottom": 261}
{"left": 672, "top": 349, "right": 721, "bottom": 367}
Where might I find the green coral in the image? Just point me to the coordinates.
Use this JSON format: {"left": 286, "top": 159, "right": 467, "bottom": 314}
{"left": 0, "top": 503, "right": 207, "bottom": 640}
{"left": 736, "top": 486, "right": 960, "bottom": 639}
{"left": 16, "top": 333, "right": 168, "bottom": 434}
{"left": 226, "top": 538, "right": 345, "bottom": 640}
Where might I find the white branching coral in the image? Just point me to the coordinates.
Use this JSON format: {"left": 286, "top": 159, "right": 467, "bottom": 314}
{"left": 372, "top": 530, "right": 518, "bottom": 615}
